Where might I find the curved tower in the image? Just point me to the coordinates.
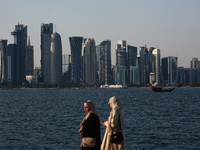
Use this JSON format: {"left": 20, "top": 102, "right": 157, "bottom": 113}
{"left": 69, "top": 36, "right": 83, "bottom": 84}
{"left": 50, "top": 32, "right": 62, "bottom": 84}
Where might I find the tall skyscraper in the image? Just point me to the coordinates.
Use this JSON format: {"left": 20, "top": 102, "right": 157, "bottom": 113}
{"left": 50, "top": 32, "right": 62, "bottom": 84}
{"left": 41, "top": 23, "right": 53, "bottom": 84}
{"left": 69, "top": 36, "right": 83, "bottom": 84}
{"left": 11, "top": 23, "right": 27, "bottom": 85}
{"left": 0, "top": 39, "right": 7, "bottom": 83}
{"left": 161, "top": 56, "right": 178, "bottom": 85}
{"left": 83, "top": 38, "right": 97, "bottom": 84}
{"left": 127, "top": 45, "right": 137, "bottom": 84}
{"left": 139, "top": 46, "right": 150, "bottom": 84}
{"left": 116, "top": 47, "right": 126, "bottom": 85}
{"left": 27, "top": 36, "right": 34, "bottom": 75}
{"left": 96, "top": 40, "right": 111, "bottom": 85}
{"left": 118, "top": 40, "right": 126, "bottom": 52}
{"left": 7, "top": 44, "right": 17, "bottom": 85}
{"left": 151, "top": 49, "right": 161, "bottom": 85}
{"left": 62, "top": 55, "right": 71, "bottom": 82}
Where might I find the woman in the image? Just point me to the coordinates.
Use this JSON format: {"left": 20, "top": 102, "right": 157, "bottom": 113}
{"left": 79, "top": 100, "right": 101, "bottom": 150}
{"left": 101, "top": 96, "right": 125, "bottom": 150}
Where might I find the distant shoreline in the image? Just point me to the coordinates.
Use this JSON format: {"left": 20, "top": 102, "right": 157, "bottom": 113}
{"left": 0, "top": 86, "right": 200, "bottom": 90}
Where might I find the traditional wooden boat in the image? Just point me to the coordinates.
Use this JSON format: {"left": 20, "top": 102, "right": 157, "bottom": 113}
{"left": 150, "top": 86, "right": 175, "bottom": 92}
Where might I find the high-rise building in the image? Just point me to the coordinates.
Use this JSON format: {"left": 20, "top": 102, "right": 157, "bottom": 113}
{"left": 27, "top": 36, "right": 34, "bottom": 75}
{"left": 40, "top": 23, "right": 53, "bottom": 84}
{"left": 118, "top": 40, "right": 126, "bottom": 52}
{"left": 127, "top": 45, "right": 137, "bottom": 84}
{"left": 151, "top": 49, "right": 161, "bottom": 85}
{"left": 190, "top": 58, "right": 200, "bottom": 69}
{"left": 83, "top": 38, "right": 97, "bottom": 84}
{"left": 96, "top": 40, "right": 111, "bottom": 85}
{"left": 11, "top": 23, "right": 27, "bottom": 85}
{"left": 0, "top": 39, "right": 7, "bottom": 83}
{"left": 139, "top": 46, "right": 150, "bottom": 84}
{"left": 161, "top": 56, "right": 178, "bottom": 85}
{"left": 69, "top": 36, "right": 83, "bottom": 84}
{"left": 62, "top": 55, "right": 71, "bottom": 82}
{"left": 7, "top": 44, "right": 17, "bottom": 85}
{"left": 50, "top": 32, "right": 62, "bottom": 84}
{"left": 116, "top": 47, "right": 126, "bottom": 85}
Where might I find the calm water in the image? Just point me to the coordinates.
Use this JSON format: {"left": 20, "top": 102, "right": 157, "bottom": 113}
{"left": 0, "top": 88, "right": 200, "bottom": 150}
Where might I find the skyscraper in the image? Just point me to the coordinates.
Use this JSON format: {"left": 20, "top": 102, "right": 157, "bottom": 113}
{"left": 96, "top": 40, "right": 111, "bottom": 85}
{"left": 50, "top": 32, "right": 62, "bottom": 84}
{"left": 0, "top": 39, "right": 7, "bottom": 83}
{"left": 62, "top": 54, "right": 71, "bottom": 82}
{"left": 11, "top": 23, "right": 27, "bottom": 85}
{"left": 139, "top": 46, "right": 150, "bottom": 84}
{"left": 7, "top": 44, "right": 17, "bottom": 85}
{"left": 69, "top": 36, "right": 83, "bottom": 84}
{"left": 26, "top": 36, "right": 34, "bottom": 75}
{"left": 116, "top": 47, "right": 126, "bottom": 85}
{"left": 127, "top": 45, "right": 137, "bottom": 84}
{"left": 190, "top": 58, "right": 200, "bottom": 69}
{"left": 83, "top": 38, "right": 97, "bottom": 84}
{"left": 152, "top": 49, "right": 161, "bottom": 85}
{"left": 161, "top": 56, "right": 178, "bottom": 85}
{"left": 41, "top": 23, "right": 53, "bottom": 84}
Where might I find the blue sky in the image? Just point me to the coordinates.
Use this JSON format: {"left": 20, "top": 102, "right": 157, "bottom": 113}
{"left": 1, "top": 0, "right": 200, "bottom": 68}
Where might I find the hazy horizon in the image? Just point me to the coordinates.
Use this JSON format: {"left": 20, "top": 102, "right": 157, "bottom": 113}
{"left": 1, "top": 0, "right": 199, "bottom": 68}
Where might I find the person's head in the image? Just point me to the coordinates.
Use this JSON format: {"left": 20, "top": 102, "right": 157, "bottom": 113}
{"left": 84, "top": 100, "right": 96, "bottom": 114}
{"left": 108, "top": 96, "right": 121, "bottom": 110}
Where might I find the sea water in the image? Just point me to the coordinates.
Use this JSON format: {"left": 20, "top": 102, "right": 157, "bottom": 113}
{"left": 0, "top": 88, "right": 200, "bottom": 150}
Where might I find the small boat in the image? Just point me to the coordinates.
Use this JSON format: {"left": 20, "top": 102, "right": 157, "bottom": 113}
{"left": 150, "top": 86, "right": 175, "bottom": 92}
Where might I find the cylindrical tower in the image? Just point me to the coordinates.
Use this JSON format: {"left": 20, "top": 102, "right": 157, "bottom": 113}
{"left": 50, "top": 32, "right": 62, "bottom": 84}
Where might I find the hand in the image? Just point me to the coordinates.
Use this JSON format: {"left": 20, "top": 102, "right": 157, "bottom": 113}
{"left": 80, "top": 123, "right": 83, "bottom": 128}
{"left": 101, "top": 121, "right": 106, "bottom": 127}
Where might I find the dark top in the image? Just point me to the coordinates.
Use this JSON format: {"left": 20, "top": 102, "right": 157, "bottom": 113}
{"left": 81, "top": 113, "right": 101, "bottom": 150}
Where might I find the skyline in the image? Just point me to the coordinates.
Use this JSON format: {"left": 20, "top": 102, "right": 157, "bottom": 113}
{"left": 1, "top": 0, "right": 199, "bottom": 68}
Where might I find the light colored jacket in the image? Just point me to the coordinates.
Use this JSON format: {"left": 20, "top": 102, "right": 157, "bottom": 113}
{"left": 101, "top": 109, "right": 125, "bottom": 150}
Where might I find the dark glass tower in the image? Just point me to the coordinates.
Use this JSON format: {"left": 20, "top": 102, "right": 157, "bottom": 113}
{"left": 96, "top": 40, "right": 111, "bottom": 85}
{"left": 127, "top": 45, "right": 137, "bottom": 84}
{"left": 11, "top": 23, "right": 27, "bottom": 85}
{"left": 40, "top": 23, "right": 53, "bottom": 83}
{"left": 0, "top": 39, "right": 7, "bottom": 83}
{"left": 69, "top": 36, "right": 83, "bottom": 84}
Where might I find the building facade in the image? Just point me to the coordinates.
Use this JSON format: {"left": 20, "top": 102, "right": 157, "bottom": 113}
{"left": 27, "top": 37, "right": 34, "bottom": 75}
{"left": 127, "top": 45, "right": 137, "bottom": 84}
{"left": 69, "top": 36, "right": 83, "bottom": 84}
{"left": 0, "top": 39, "right": 7, "bottom": 83}
{"left": 62, "top": 55, "right": 71, "bottom": 82}
{"left": 50, "top": 32, "right": 62, "bottom": 84}
{"left": 96, "top": 40, "right": 111, "bottom": 85}
{"left": 11, "top": 23, "right": 27, "bottom": 85}
{"left": 83, "top": 38, "right": 97, "bottom": 85}
{"left": 40, "top": 23, "right": 53, "bottom": 84}
{"left": 151, "top": 49, "right": 161, "bottom": 85}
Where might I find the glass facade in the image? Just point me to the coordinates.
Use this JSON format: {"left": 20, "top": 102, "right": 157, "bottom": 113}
{"left": 127, "top": 45, "right": 137, "bottom": 84}
{"left": 83, "top": 38, "right": 97, "bottom": 84}
{"left": 69, "top": 36, "right": 83, "bottom": 84}
{"left": 40, "top": 23, "right": 53, "bottom": 83}
{"left": 96, "top": 40, "right": 111, "bottom": 85}
{"left": 0, "top": 40, "right": 7, "bottom": 83}
{"left": 62, "top": 55, "right": 71, "bottom": 81}
{"left": 11, "top": 24, "right": 27, "bottom": 85}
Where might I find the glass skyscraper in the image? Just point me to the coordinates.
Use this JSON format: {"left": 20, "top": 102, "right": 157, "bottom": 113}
{"left": 96, "top": 40, "right": 111, "bottom": 85}
{"left": 69, "top": 36, "right": 83, "bottom": 84}
{"left": 11, "top": 23, "right": 27, "bottom": 85}
{"left": 127, "top": 45, "right": 137, "bottom": 84}
{"left": 27, "top": 37, "right": 34, "bottom": 75}
{"left": 0, "top": 39, "right": 7, "bottom": 83}
{"left": 83, "top": 38, "right": 97, "bottom": 84}
{"left": 40, "top": 23, "right": 53, "bottom": 84}
{"left": 62, "top": 55, "right": 71, "bottom": 82}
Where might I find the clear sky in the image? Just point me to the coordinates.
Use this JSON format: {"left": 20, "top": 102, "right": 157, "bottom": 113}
{"left": 1, "top": 0, "right": 199, "bottom": 68}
